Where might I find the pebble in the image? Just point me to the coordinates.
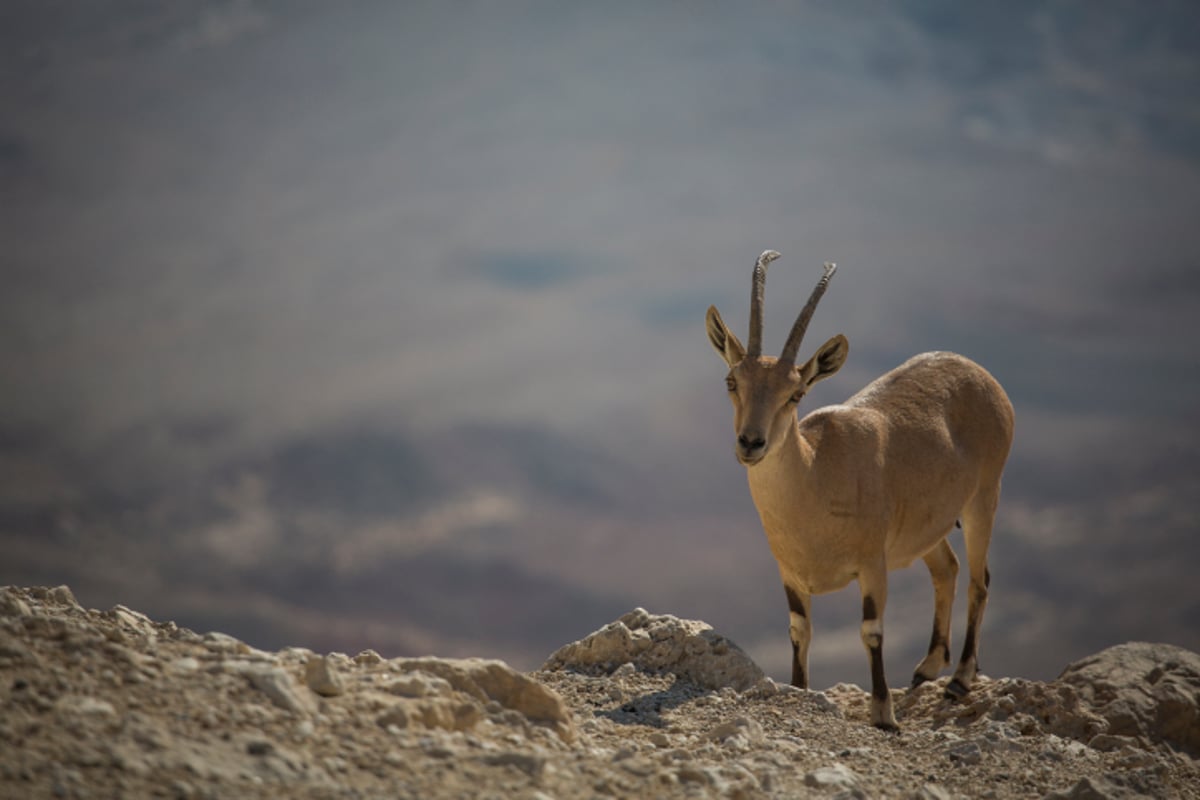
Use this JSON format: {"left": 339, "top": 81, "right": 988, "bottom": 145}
{"left": 479, "top": 751, "right": 545, "bottom": 777}
{"left": 71, "top": 697, "right": 117, "bottom": 717}
{"left": 304, "top": 655, "right": 345, "bottom": 697}
{"left": 804, "top": 763, "right": 860, "bottom": 790}
{"left": 48, "top": 586, "right": 80, "bottom": 608}
{"left": 240, "top": 666, "right": 316, "bottom": 714}
{"left": 0, "top": 590, "right": 32, "bottom": 617}
{"left": 246, "top": 739, "right": 275, "bottom": 756}
{"left": 707, "top": 715, "right": 764, "bottom": 744}
{"left": 946, "top": 741, "right": 983, "bottom": 765}
{"left": 354, "top": 650, "right": 384, "bottom": 666}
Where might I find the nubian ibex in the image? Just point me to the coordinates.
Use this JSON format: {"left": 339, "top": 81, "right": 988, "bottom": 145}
{"left": 705, "top": 251, "right": 1014, "bottom": 730}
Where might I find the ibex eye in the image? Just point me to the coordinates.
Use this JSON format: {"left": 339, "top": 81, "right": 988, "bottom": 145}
{"left": 790, "top": 391, "right": 804, "bottom": 404}
{"left": 725, "top": 377, "right": 737, "bottom": 392}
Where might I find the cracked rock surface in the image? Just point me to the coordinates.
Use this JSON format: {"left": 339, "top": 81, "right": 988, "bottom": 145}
{"left": 2, "top": 587, "right": 1197, "bottom": 799}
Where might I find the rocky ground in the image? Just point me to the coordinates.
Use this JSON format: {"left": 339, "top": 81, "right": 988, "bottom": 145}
{"left": 1, "top": 586, "right": 1197, "bottom": 799}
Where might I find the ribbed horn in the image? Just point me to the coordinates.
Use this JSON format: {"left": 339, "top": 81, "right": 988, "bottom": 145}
{"left": 746, "top": 250, "right": 781, "bottom": 357}
{"left": 779, "top": 262, "right": 838, "bottom": 365}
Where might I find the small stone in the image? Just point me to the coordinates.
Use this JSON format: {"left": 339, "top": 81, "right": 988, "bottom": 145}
{"left": 1087, "top": 733, "right": 1138, "bottom": 752}
{"left": 304, "top": 655, "right": 344, "bottom": 697}
{"left": 807, "top": 690, "right": 842, "bottom": 715}
{"left": 707, "top": 715, "right": 764, "bottom": 745}
{"left": 48, "top": 586, "right": 80, "bottom": 608}
{"left": 649, "top": 732, "right": 670, "bottom": 748}
{"left": 913, "top": 784, "right": 953, "bottom": 800}
{"left": 0, "top": 589, "right": 32, "bottom": 618}
{"left": 170, "top": 779, "right": 195, "bottom": 799}
{"left": 242, "top": 666, "right": 316, "bottom": 714}
{"left": 946, "top": 741, "right": 983, "bottom": 766}
{"left": 111, "top": 605, "right": 154, "bottom": 633}
{"left": 804, "top": 763, "right": 860, "bottom": 791}
{"left": 747, "top": 677, "right": 779, "bottom": 697}
{"left": 480, "top": 751, "right": 545, "bottom": 777}
{"left": 323, "top": 756, "right": 349, "bottom": 773}
{"left": 73, "top": 697, "right": 117, "bottom": 717}
{"left": 354, "top": 649, "right": 384, "bottom": 665}
{"left": 246, "top": 739, "right": 275, "bottom": 757}
{"left": 676, "top": 765, "right": 716, "bottom": 786}
{"left": 613, "top": 662, "right": 638, "bottom": 678}
{"left": 376, "top": 705, "right": 410, "bottom": 729}
{"left": 421, "top": 739, "right": 457, "bottom": 759}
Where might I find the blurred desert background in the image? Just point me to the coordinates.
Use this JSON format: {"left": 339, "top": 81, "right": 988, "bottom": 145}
{"left": 2, "top": 1, "right": 1198, "bottom": 690}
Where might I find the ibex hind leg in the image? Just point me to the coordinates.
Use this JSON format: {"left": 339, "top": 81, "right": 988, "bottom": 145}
{"left": 946, "top": 489, "right": 998, "bottom": 700}
{"left": 911, "top": 538, "right": 958, "bottom": 688}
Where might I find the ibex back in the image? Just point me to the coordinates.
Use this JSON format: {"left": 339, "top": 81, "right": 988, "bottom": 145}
{"left": 705, "top": 251, "right": 1014, "bottom": 731}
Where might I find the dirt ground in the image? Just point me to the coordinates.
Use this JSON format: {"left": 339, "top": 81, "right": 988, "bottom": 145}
{"left": 1, "top": 585, "right": 1196, "bottom": 799}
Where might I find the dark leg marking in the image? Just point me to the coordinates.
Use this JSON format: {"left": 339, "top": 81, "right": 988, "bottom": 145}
{"left": 862, "top": 596, "right": 877, "bottom": 622}
{"left": 912, "top": 621, "right": 951, "bottom": 689}
{"left": 944, "top": 620, "right": 978, "bottom": 700}
{"left": 869, "top": 644, "right": 889, "bottom": 701}
{"left": 927, "top": 620, "right": 949, "bottom": 662}
{"left": 961, "top": 620, "right": 978, "bottom": 664}
{"left": 785, "top": 585, "right": 807, "bottom": 617}
{"left": 784, "top": 585, "right": 808, "bottom": 689}
{"left": 791, "top": 642, "right": 806, "bottom": 688}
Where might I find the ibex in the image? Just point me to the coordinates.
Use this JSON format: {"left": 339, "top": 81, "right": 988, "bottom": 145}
{"left": 705, "top": 251, "right": 1014, "bottom": 731}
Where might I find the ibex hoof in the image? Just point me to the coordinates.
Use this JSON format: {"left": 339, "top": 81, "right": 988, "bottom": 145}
{"left": 943, "top": 678, "right": 970, "bottom": 701}
{"left": 910, "top": 673, "right": 932, "bottom": 689}
{"left": 873, "top": 721, "right": 901, "bottom": 734}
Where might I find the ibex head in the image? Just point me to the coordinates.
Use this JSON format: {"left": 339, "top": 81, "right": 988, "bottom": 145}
{"left": 705, "top": 251, "right": 848, "bottom": 465}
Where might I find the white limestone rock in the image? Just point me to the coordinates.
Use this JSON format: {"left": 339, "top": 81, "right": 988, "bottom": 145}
{"left": 542, "top": 608, "right": 765, "bottom": 692}
{"left": 1056, "top": 642, "right": 1200, "bottom": 756}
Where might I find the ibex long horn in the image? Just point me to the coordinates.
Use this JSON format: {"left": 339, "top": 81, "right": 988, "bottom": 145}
{"left": 779, "top": 262, "right": 838, "bottom": 365}
{"left": 746, "top": 250, "right": 781, "bottom": 358}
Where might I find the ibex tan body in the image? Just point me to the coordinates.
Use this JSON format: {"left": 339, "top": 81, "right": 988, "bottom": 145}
{"left": 706, "top": 251, "right": 1014, "bottom": 731}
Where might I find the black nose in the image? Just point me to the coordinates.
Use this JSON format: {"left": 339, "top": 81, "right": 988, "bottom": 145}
{"left": 737, "top": 434, "right": 766, "bottom": 451}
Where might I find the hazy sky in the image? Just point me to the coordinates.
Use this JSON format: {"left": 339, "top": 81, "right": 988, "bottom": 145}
{"left": 2, "top": 1, "right": 1198, "bottom": 683}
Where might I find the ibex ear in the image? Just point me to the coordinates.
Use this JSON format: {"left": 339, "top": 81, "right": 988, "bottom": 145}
{"left": 706, "top": 306, "right": 746, "bottom": 367}
{"left": 798, "top": 334, "right": 848, "bottom": 388}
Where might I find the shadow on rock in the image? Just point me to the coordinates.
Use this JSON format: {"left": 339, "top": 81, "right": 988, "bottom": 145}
{"left": 597, "top": 677, "right": 708, "bottom": 728}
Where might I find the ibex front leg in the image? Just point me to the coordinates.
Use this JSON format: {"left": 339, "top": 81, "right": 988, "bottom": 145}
{"left": 859, "top": 563, "right": 898, "bottom": 731}
{"left": 783, "top": 584, "right": 811, "bottom": 688}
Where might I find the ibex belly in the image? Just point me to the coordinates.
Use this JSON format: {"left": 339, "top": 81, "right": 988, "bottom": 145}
{"left": 883, "top": 488, "right": 971, "bottom": 569}
{"left": 758, "top": 510, "right": 870, "bottom": 595}
{"left": 756, "top": 491, "right": 965, "bottom": 594}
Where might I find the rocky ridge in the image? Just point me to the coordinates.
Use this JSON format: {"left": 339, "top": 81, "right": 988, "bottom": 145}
{"left": 1, "top": 586, "right": 1197, "bottom": 799}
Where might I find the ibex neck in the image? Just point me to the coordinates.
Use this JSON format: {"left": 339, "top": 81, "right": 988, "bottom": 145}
{"left": 745, "top": 419, "right": 815, "bottom": 510}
